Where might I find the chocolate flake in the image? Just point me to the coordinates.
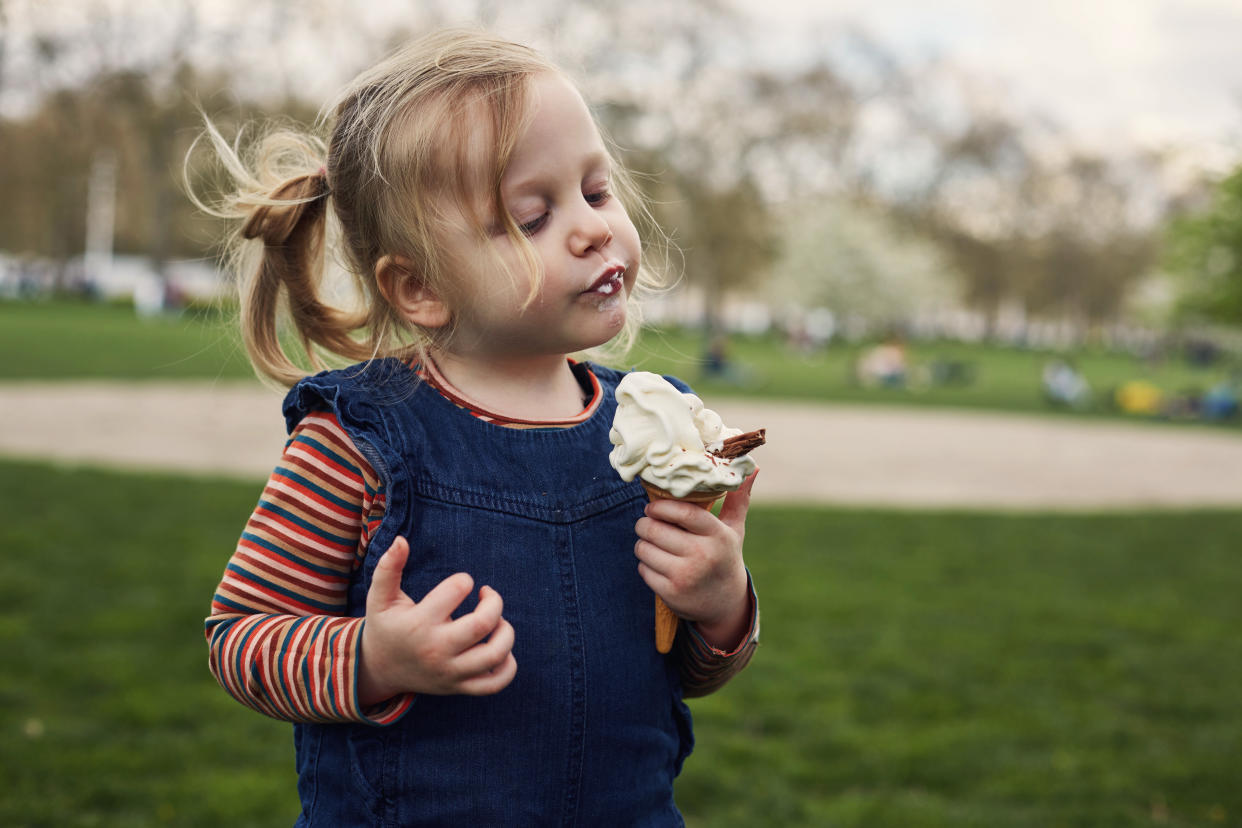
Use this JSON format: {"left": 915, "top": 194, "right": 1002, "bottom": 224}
{"left": 709, "top": 428, "right": 766, "bottom": 460}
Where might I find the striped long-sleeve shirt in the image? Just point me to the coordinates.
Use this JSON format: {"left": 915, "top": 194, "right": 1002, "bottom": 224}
{"left": 205, "top": 361, "right": 759, "bottom": 724}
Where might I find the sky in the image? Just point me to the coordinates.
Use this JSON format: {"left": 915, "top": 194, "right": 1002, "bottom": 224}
{"left": 736, "top": 0, "right": 1242, "bottom": 170}
{"left": 6, "top": 0, "right": 1242, "bottom": 173}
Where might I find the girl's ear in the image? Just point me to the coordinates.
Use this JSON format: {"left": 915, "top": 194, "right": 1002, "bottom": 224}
{"left": 376, "top": 255, "right": 451, "bottom": 329}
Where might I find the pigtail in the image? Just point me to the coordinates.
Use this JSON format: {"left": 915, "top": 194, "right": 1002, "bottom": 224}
{"left": 188, "top": 122, "right": 371, "bottom": 387}
{"left": 239, "top": 168, "right": 373, "bottom": 385}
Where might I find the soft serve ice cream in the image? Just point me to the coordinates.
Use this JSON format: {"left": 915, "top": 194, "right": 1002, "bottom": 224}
{"left": 609, "top": 372, "right": 759, "bottom": 498}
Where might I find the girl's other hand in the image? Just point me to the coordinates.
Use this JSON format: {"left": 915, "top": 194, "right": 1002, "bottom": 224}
{"left": 633, "top": 472, "right": 757, "bottom": 651}
{"left": 358, "top": 536, "right": 517, "bottom": 705}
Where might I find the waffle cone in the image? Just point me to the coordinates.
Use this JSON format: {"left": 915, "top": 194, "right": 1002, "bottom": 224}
{"left": 640, "top": 481, "right": 724, "bottom": 508}
{"left": 641, "top": 481, "right": 723, "bottom": 653}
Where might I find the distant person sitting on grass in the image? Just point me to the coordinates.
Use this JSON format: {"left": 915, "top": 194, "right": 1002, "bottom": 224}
{"left": 857, "top": 337, "right": 908, "bottom": 389}
{"left": 1202, "top": 376, "right": 1240, "bottom": 421}
{"left": 701, "top": 332, "right": 763, "bottom": 388}
{"left": 1042, "top": 357, "right": 1091, "bottom": 410}
{"left": 704, "top": 332, "right": 732, "bottom": 377}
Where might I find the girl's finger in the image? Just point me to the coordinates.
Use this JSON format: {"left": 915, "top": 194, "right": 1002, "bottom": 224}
{"left": 634, "top": 516, "right": 693, "bottom": 556}
{"left": 635, "top": 559, "right": 674, "bottom": 597}
{"left": 643, "top": 499, "right": 719, "bottom": 534}
{"left": 633, "top": 537, "right": 678, "bottom": 577}
{"left": 452, "top": 617, "right": 515, "bottom": 678}
{"left": 445, "top": 585, "right": 505, "bottom": 649}
{"left": 365, "top": 536, "right": 411, "bottom": 614}
{"left": 718, "top": 470, "right": 757, "bottom": 533}
{"left": 458, "top": 652, "right": 518, "bottom": 696}
{"left": 416, "top": 571, "right": 476, "bottom": 621}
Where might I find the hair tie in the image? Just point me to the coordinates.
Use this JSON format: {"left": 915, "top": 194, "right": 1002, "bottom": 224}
{"left": 315, "top": 166, "right": 330, "bottom": 200}
{"left": 241, "top": 171, "right": 329, "bottom": 245}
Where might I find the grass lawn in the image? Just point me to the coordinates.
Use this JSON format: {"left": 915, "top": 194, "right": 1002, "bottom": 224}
{"left": 626, "top": 327, "right": 1240, "bottom": 428}
{"left": 2, "top": 459, "right": 1239, "bottom": 826}
{"left": 2, "top": 299, "right": 1237, "bottom": 429}
{"left": 0, "top": 300, "right": 254, "bottom": 381}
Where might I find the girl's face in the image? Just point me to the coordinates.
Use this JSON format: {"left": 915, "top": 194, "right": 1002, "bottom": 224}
{"left": 436, "top": 72, "right": 641, "bottom": 361}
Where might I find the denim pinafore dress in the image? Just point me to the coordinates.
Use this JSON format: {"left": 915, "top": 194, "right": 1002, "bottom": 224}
{"left": 283, "top": 360, "right": 694, "bottom": 827}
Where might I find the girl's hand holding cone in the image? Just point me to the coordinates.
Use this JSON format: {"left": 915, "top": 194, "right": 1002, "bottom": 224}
{"left": 633, "top": 471, "right": 757, "bottom": 653}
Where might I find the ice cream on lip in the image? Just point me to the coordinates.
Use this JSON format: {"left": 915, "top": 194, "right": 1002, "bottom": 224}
{"left": 608, "top": 371, "right": 758, "bottom": 498}
{"left": 584, "top": 262, "right": 626, "bottom": 296}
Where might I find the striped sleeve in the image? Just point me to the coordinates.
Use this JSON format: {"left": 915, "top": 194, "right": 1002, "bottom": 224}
{"left": 677, "top": 574, "right": 760, "bottom": 698}
{"left": 204, "top": 411, "right": 412, "bottom": 724}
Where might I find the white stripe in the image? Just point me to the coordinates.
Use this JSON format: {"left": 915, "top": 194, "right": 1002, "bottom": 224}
{"left": 232, "top": 546, "right": 348, "bottom": 602}
{"left": 267, "top": 476, "right": 363, "bottom": 528}
{"left": 248, "top": 512, "right": 355, "bottom": 562}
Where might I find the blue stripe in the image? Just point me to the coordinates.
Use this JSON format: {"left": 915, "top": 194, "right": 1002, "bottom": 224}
{"left": 271, "top": 466, "right": 359, "bottom": 513}
{"left": 301, "top": 617, "right": 334, "bottom": 718}
{"left": 210, "top": 592, "right": 256, "bottom": 615}
{"left": 232, "top": 616, "right": 263, "bottom": 704}
{"left": 275, "top": 616, "right": 310, "bottom": 715}
{"left": 300, "top": 619, "right": 316, "bottom": 716}
{"left": 254, "top": 499, "right": 355, "bottom": 548}
{"left": 225, "top": 562, "right": 341, "bottom": 613}
{"left": 291, "top": 433, "right": 361, "bottom": 477}
{"left": 239, "top": 532, "right": 348, "bottom": 579}
{"left": 325, "top": 623, "right": 346, "bottom": 718}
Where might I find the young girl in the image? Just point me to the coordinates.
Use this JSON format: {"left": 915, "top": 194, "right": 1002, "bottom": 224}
{"left": 200, "top": 29, "right": 759, "bottom": 826}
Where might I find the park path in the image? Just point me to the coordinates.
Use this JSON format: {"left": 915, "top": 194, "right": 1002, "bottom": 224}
{"left": 2, "top": 380, "right": 1241, "bottom": 509}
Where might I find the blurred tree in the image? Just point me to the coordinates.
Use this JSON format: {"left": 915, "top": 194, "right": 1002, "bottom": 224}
{"left": 0, "top": 0, "right": 8, "bottom": 103}
{"left": 0, "top": 0, "right": 329, "bottom": 287}
{"left": 768, "top": 197, "right": 954, "bottom": 332}
{"left": 583, "top": 0, "right": 858, "bottom": 333}
{"left": 898, "top": 85, "right": 1164, "bottom": 340}
{"left": 896, "top": 105, "right": 1033, "bottom": 336}
{"left": 661, "top": 173, "right": 780, "bottom": 332}
{"left": 0, "top": 65, "right": 298, "bottom": 264}
{"left": 1012, "top": 154, "right": 1160, "bottom": 338}
{"left": 1165, "top": 164, "right": 1242, "bottom": 326}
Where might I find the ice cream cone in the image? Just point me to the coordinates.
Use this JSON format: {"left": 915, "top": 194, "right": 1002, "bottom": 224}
{"left": 641, "top": 481, "right": 722, "bottom": 653}
{"left": 640, "top": 480, "right": 724, "bottom": 508}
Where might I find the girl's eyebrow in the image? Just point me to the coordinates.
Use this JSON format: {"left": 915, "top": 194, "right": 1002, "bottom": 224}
{"left": 505, "top": 150, "right": 611, "bottom": 195}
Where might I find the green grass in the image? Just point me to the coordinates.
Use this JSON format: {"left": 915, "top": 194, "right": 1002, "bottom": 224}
{"left": 2, "top": 458, "right": 1239, "bottom": 826}
{"left": 679, "top": 507, "right": 1242, "bottom": 827}
{"left": 2, "top": 299, "right": 1238, "bottom": 429}
{"left": 0, "top": 299, "right": 254, "bottom": 381}
{"left": 626, "top": 327, "right": 1240, "bottom": 428}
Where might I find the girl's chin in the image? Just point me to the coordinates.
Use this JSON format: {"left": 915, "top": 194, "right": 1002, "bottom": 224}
{"left": 575, "top": 309, "right": 627, "bottom": 351}
{"left": 596, "top": 298, "right": 627, "bottom": 333}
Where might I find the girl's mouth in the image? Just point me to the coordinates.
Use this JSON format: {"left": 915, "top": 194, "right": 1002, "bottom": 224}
{"left": 584, "top": 265, "right": 626, "bottom": 296}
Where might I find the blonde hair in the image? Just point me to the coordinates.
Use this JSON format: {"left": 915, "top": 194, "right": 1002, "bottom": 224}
{"left": 191, "top": 28, "right": 664, "bottom": 387}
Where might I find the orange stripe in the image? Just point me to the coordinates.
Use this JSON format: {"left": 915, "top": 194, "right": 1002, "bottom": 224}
{"left": 300, "top": 415, "right": 370, "bottom": 472}
{"left": 248, "top": 508, "right": 355, "bottom": 555}
{"left": 239, "top": 553, "right": 347, "bottom": 601}
{"left": 265, "top": 481, "right": 360, "bottom": 532}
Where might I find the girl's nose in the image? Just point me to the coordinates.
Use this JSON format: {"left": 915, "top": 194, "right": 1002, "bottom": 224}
{"left": 569, "top": 203, "right": 613, "bottom": 255}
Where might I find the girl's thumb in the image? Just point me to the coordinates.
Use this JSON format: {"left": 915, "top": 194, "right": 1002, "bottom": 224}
{"left": 719, "top": 470, "right": 758, "bottom": 530}
{"left": 367, "top": 536, "right": 410, "bottom": 610}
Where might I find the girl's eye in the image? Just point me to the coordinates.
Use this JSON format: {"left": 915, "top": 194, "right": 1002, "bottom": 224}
{"left": 517, "top": 213, "right": 548, "bottom": 236}
{"left": 585, "top": 188, "right": 611, "bottom": 206}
